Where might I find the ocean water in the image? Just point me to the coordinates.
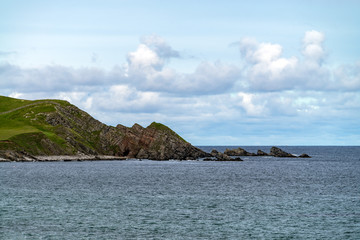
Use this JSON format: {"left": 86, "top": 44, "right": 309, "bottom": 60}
{"left": 1, "top": 146, "right": 360, "bottom": 239}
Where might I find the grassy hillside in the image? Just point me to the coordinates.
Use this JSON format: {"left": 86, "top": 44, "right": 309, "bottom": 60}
{"left": 0, "top": 96, "right": 81, "bottom": 154}
{"left": 0, "top": 95, "right": 207, "bottom": 160}
{"left": 0, "top": 96, "right": 66, "bottom": 139}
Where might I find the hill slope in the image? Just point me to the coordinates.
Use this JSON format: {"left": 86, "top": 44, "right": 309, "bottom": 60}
{"left": 0, "top": 96, "right": 209, "bottom": 161}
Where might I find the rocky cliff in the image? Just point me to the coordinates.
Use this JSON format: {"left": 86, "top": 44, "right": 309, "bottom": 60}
{"left": 0, "top": 96, "right": 209, "bottom": 161}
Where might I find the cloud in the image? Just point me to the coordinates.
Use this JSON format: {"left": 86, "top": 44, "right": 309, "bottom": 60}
{"left": 124, "top": 35, "right": 241, "bottom": 94}
{"left": 0, "top": 51, "right": 17, "bottom": 57}
{"left": 0, "top": 35, "right": 240, "bottom": 97}
{"left": 140, "top": 34, "right": 180, "bottom": 59}
{"left": 95, "top": 85, "right": 161, "bottom": 113}
{"left": 302, "top": 30, "right": 325, "bottom": 61}
{"left": 91, "top": 52, "right": 98, "bottom": 63}
{"left": 0, "top": 62, "right": 115, "bottom": 93}
{"left": 236, "top": 92, "right": 266, "bottom": 116}
{"left": 127, "top": 43, "right": 164, "bottom": 71}
{"left": 1, "top": 32, "right": 360, "bottom": 145}
{"left": 240, "top": 38, "right": 299, "bottom": 91}
{"left": 334, "top": 62, "right": 360, "bottom": 90}
{"left": 238, "top": 30, "right": 336, "bottom": 91}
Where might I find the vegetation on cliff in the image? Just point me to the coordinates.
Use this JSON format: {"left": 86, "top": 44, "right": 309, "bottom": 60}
{"left": 0, "top": 95, "right": 208, "bottom": 161}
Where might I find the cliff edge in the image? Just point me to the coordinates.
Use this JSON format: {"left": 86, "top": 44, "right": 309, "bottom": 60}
{"left": 0, "top": 96, "right": 209, "bottom": 161}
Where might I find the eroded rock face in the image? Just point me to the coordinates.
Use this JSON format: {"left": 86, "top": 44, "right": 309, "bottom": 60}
{"left": 0, "top": 150, "right": 37, "bottom": 162}
{"left": 116, "top": 122, "right": 210, "bottom": 160}
{"left": 21, "top": 103, "right": 210, "bottom": 160}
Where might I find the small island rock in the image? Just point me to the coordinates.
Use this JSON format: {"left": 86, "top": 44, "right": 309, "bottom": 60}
{"left": 270, "top": 147, "right": 296, "bottom": 158}
{"left": 224, "top": 147, "right": 256, "bottom": 156}
{"left": 257, "top": 150, "right": 268, "bottom": 156}
{"left": 210, "top": 149, "right": 241, "bottom": 161}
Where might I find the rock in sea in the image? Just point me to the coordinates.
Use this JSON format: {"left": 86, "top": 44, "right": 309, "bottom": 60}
{"left": 269, "top": 147, "right": 296, "bottom": 158}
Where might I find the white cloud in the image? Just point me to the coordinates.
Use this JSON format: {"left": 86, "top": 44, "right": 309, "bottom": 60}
{"left": 302, "top": 30, "right": 326, "bottom": 62}
{"left": 124, "top": 35, "right": 240, "bottom": 94}
{"left": 334, "top": 62, "right": 360, "bottom": 90}
{"left": 240, "top": 39, "right": 299, "bottom": 91}
{"left": 140, "top": 34, "right": 180, "bottom": 59}
{"left": 9, "top": 92, "right": 24, "bottom": 99}
{"left": 0, "top": 62, "right": 112, "bottom": 93}
{"left": 94, "top": 85, "right": 161, "bottom": 113}
{"left": 239, "top": 30, "right": 334, "bottom": 91}
{"left": 127, "top": 44, "right": 163, "bottom": 70}
{"left": 254, "top": 43, "right": 282, "bottom": 63}
{"left": 236, "top": 92, "right": 266, "bottom": 116}
{"left": 1, "top": 32, "right": 360, "bottom": 145}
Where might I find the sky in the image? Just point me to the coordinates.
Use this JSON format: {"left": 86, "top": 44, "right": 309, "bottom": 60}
{"left": 1, "top": 0, "right": 360, "bottom": 145}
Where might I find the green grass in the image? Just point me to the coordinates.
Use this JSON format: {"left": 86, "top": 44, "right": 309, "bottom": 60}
{"left": 0, "top": 95, "right": 99, "bottom": 155}
{"left": 0, "top": 96, "right": 31, "bottom": 113}
{"left": 148, "top": 122, "right": 187, "bottom": 143}
{"left": 0, "top": 126, "right": 41, "bottom": 140}
{"left": 0, "top": 95, "right": 68, "bottom": 151}
{"left": 0, "top": 102, "right": 57, "bottom": 140}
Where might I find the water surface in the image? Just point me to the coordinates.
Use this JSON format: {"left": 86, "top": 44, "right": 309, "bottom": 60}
{"left": 1, "top": 146, "right": 360, "bottom": 239}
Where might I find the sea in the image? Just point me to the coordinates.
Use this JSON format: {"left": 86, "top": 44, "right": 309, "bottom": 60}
{"left": 1, "top": 146, "right": 360, "bottom": 239}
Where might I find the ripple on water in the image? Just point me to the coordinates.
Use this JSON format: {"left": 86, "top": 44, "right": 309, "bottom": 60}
{"left": 1, "top": 147, "right": 360, "bottom": 239}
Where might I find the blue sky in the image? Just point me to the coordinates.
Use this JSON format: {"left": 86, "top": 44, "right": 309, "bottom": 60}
{"left": 1, "top": 0, "right": 360, "bottom": 145}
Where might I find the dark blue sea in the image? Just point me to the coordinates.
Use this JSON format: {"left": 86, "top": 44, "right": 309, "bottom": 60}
{"left": 1, "top": 146, "right": 360, "bottom": 239}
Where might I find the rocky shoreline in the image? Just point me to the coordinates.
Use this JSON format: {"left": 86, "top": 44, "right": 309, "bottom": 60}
{"left": 0, "top": 151, "right": 127, "bottom": 162}
{"left": 200, "top": 146, "right": 311, "bottom": 162}
{"left": 1, "top": 96, "right": 312, "bottom": 162}
{"left": 0, "top": 146, "right": 310, "bottom": 162}
{"left": 224, "top": 146, "right": 311, "bottom": 158}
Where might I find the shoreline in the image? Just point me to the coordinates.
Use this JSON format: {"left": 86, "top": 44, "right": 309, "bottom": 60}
{"left": 0, "top": 146, "right": 312, "bottom": 162}
{"left": 0, "top": 154, "right": 127, "bottom": 162}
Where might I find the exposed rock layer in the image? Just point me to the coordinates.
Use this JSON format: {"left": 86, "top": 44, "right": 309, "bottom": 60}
{"left": 0, "top": 98, "right": 210, "bottom": 161}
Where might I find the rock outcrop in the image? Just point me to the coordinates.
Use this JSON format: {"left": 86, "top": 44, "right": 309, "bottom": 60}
{"left": 116, "top": 122, "right": 210, "bottom": 160}
{"left": 208, "top": 150, "right": 243, "bottom": 161}
{"left": 220, "top": 146, "right": 310, "bottom": 158}
{"left": 0, "top": 150, "right": 37, "bottom": 162}
{"left": 269, "top": 147, "right": 296, "bottom": 158}
{"left": 224, "top": 147, "right": 256, "bottom": 156}
{"left": 0, "top": 96, "right": 312, "bottom": 161}
{"left": 0, "top": 96, "right": 210, "bottom": 161}
{"left": 257, "top": 150, "right": 268, "bottom": 156}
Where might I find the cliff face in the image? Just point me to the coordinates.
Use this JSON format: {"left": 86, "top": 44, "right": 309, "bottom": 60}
{"left": 0, "top": 96, "right": 208, "bottom": 161}
{"left": 116, "top": 122, "right": 207, "bottom": 160}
